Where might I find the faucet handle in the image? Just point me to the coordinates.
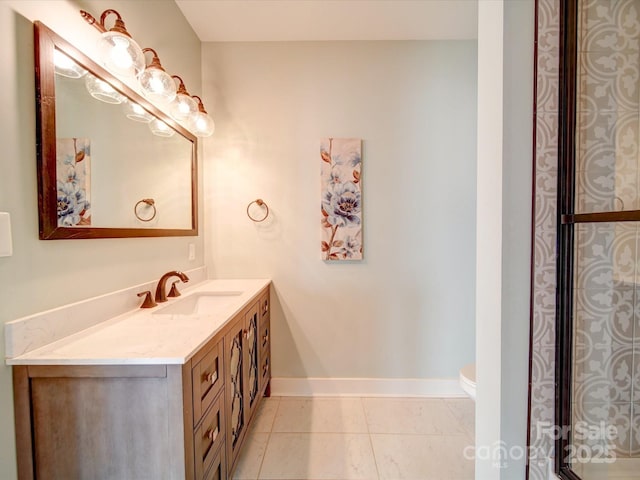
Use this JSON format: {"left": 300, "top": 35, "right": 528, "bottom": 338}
{"left": 168, "top": 280, "right": 182, "bottom": 298}
{"left": 137, "top": 290, "right": 157, "bottom": 308}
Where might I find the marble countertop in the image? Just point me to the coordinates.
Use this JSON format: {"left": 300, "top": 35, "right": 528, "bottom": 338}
{"left": 6, "top": 279, "right": 270, "bottom": 366}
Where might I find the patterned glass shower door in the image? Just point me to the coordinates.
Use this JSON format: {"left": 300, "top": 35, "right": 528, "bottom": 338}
{"left": 571, "top": 222, "right": 640, "bottom": 478}
{"left": 560, "top": 1, "right": 640, "bottom": 478}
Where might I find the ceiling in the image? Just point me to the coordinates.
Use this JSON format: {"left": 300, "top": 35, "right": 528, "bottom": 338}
{"left": 175, "top": 0, "right": 478, "bottom": 42}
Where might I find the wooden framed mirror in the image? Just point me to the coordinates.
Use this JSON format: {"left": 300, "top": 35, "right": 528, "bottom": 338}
{"left": 34, "top": 21, "right": 198, "bottom": 239}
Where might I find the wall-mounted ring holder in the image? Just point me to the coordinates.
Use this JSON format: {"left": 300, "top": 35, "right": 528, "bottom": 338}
{"left": 134, "top": 198, "right": 157, "bottom": 222}
{"left": 246, "top": 199, "right": 269, "bottom": 222}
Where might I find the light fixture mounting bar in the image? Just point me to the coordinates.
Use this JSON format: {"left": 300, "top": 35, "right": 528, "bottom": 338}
{"left": 80, "top": 10, "right": 107, "bottom": 33}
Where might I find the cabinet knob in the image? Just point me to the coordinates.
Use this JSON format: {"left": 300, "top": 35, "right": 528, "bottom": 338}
{"left": 205, "top": 426, "right": 219, "bottom": 442}
{"left": 205, "top": 371, "right": 218, "bottom": 384}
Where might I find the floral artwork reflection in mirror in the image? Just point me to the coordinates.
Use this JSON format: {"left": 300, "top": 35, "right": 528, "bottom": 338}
{"left": 321, "top": 137, "right": 363, "bottom": 261}
{"left": 56, "top": 138, "right": 91, "bottom": 226}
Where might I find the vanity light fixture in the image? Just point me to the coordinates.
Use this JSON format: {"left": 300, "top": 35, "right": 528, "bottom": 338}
{"left": 169, "top": 75, "right": 198, "bottom": 122}
{"left": 189, "top": 96, "right": 215, "bottom": 137}
{"left": 138, "top": 48, "right": 176, "bottom": 104}
{"left": 149, "top": 117, "right": 176, "bottom": 137}
{"left": 53, "top": 50, "right": 87, "bottom": 78}
{"left": 80, "top": 9, "right": 145, "bottom": 78}
{"left": 85, "top": 73, "right": 125, "bottom": 104}
{"left": 80, "top": 8, "right": 215, "bottom": 137}
{"left": 122, "top": 98, "right": 153, "bottom": 123}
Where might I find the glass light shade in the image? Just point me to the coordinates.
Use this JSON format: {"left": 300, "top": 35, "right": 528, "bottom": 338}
{"left": 98, "top": 31, "right": 145, "bottom": 78}
{"left": 169, "top": 93, "right": 198, "bottom": 122}
{"left": 139, "top": 67, "right": 177, "bottom": 104}
{"left": 122, "top": 99, "right": 153, "bottom": 123}
{"left": 149, "top": 118, "right": 175, "bottom": 137}
{"left": 85, "top": 74, "right": 125, "bottom": 104}
{"left": 189, "top": 111, "right": 215, "bottom": 137}
{"left": 53, "top": 50, "right": 87, "bottom": 78}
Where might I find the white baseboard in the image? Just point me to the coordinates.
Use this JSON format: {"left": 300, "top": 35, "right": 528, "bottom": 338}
{"left": 270, "top": 377, "right": 467, "bottom": 397}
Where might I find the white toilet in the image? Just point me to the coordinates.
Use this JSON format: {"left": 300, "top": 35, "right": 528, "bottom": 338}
{"left": 459, "top": 363, "right": 476, "bottom": 401}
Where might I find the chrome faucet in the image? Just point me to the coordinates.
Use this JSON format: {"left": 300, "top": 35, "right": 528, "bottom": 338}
{"left": 155, "top": 271, "right": 189, "bottom": 303}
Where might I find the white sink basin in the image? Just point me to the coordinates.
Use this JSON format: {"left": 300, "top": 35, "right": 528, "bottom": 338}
{"left": 153, "top": 291, "right": 242, "bottom": 315}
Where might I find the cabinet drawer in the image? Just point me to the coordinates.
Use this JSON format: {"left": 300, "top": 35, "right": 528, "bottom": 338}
{"left": 203, "top": 444, "right": 225, "bottom": 480}
{"left": 258, "top": 289, "right": 270, "bottom": 356}
{"left": 192, "top": 341, "right": 223, "bottom": 424}
{"left": 194, "top": 393, "right": 225, "bottom": 479}
{"left": 259, "top": 317, "right": 270, "bottom": 354}
{"left": 260, "top": 353, "right": 270, "bottom": 389}
{"left": 259, "top": 291, "right": 269, "bottom": 322}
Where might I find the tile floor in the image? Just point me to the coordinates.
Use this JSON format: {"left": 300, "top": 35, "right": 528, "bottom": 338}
{"left": 233, "top": 396, "right": 475, "bottom": 480}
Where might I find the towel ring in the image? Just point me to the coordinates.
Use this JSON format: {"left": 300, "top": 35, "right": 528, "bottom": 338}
{"left": 134, "top": 198, "right": 156, "bottom": 222}
{"left": 247, "top": 199, "right": 269, "bottom": 222}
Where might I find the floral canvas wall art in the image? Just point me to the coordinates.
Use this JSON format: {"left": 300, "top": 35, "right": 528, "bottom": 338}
{"left": 321, "top": 137, "right": 362, "bottom": 261}
{"left": 56, "top": 137, "right": 91, "bottom": 226}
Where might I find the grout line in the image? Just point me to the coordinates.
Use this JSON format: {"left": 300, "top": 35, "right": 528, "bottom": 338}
{"left": 265, "top": 396, "right": 281, "bottom": 432}
{"left": 443, "top": 397, "right": 476, "bottom": 438}
{"left": 361, "top": 397, "right": 381, "bottom": 480}
{"left": 255, "top": 396, "right": 281, "bottom": 480}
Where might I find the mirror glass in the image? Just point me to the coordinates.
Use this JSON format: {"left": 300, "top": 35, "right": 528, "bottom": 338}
{"left": 35, "top": 22, "right": 197, "bottom": 239}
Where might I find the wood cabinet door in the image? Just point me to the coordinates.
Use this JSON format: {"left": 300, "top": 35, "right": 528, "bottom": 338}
{"left": 224, "top": 316, "right": 247, "bottom": 471}
{"left": 26, "top": 365, "right": 186, "bottom": 480}
{"left": 243, "top": 302, "right": 260, "bottom": 424}
{"left": 258, "top": 291, "right": 271, "bottom": 395}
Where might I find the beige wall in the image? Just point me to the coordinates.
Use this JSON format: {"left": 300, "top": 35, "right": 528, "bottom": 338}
{"left": 202, "top": 40, "right": 477, "bottom": 379}
{"left": 0, "top": 1, "right": 202, "bottom": 477}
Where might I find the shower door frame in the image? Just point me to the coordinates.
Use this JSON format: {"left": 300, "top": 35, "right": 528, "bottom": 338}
{"left": 555, "top": 0, "right": 640, "bottom": 478}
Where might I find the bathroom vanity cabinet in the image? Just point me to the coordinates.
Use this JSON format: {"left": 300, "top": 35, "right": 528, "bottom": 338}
{"left": 11, "top": 285, "right": 270, "bottom": 480}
